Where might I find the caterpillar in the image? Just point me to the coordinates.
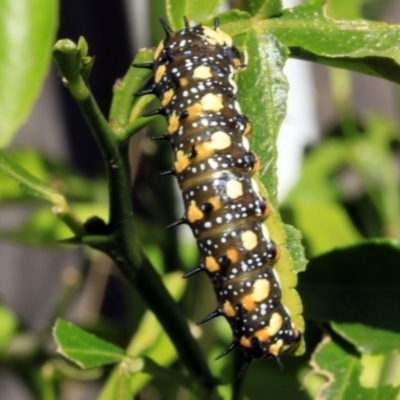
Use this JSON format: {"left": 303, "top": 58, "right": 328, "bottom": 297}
{"left": 134, "top": 17, "right": 302, "bottom": 374}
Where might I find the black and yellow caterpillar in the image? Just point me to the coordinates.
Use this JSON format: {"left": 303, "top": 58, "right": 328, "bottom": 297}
{"left": 134, "top": 17, "right": 302, "bottom": 374}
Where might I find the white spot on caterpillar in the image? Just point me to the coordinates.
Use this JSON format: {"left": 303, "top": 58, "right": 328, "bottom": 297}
{"left": 208, "top": 159, "right": 218, "bottom": 169}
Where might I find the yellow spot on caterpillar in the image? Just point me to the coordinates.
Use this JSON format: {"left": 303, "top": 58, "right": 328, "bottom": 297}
{"left": 254, "top": 329, "right": 270, "bottom": 342}
{"left": 233, "top": 57, "right": 241, "bottom": 69}
{"left": 187, "top": 200, "right": 204, "bottom": 223}
{"left": 154, "top": 41, "right": 164, "bottom": 60}
{"left": 208, "top": 197, "right": 221, "bottom": 211}
{"left": 193, "top": 65, "right": 212, "bottom": 80}
{"left": 266, "top": 313, "right": 283, "bottom": 337}
{"left": 226, "top": 180, "right": 243, "bottom": 199}
{"left": 263, "top": 204, "right": 271, "bottom": 218}
{"left": 180, "top": 77, "right": 189, "bottom": 87}
{"left": 253, "top": 156, "right": 261, "bottom": 172}
{"left": 174, "top": 150, "right": 190, "bottom": 173}
{"left": 226, "top": 249, "right": 239, "bottom": 263}
{"left": 167, "top": 112, "right": 179, "bottom": 134}
{"left": 241, "top": 294, "right": 255, "bottom": 311}
{"left": 161, "top": 88, "right": 174, "bottom": 106}
{"left": 194, "top": 131, "right": 232, "bottom": 160}
{"left": 186, "top": 103, "right": 203, "bottom": 119}
{"left": 155, "top": 64, "right": 166, "bottom": 83}
{"left": 222, "top": 300, "right": 236, "bottom": 317}
{"left": 274, "top": 245, "right": 281, "bottom": 261}
{"left": 241, "top": 230, "right": 258, "bottom": 250}
{"left": 254, "top": 313, "right": 283, "bottom": 344}
{"left": 211, "top": 131, "right": 231, "bottom": 150}
{"left": 243, "top": 121, "right": 252, "bottom": 137}
{"left": 202, "top": 26, "right": 233, "bottom": 47}
{"left": 269, "top": 339, "right": 284, "bottom": 356}
{"left": 239, "top": 336, "right": 252, "bottom": 348}
{"left": 252, "top": 279, "right": 270, "bottom": 302}
{"left": 200, "top": 93, "right": 223, "bottom": 112}
{"left": 205, "top": 256, "right": 220, "bottom": 272}
{"left": 195, "top": 142, "right": 214, "bottom": 160}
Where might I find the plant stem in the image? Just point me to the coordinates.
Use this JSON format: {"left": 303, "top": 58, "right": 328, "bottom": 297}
{"left": 52, "top": 40, "right": 218, "bottom": 393}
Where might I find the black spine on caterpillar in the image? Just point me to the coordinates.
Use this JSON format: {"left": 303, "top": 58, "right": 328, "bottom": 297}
{"left": 134, "top": 17, "right": 301, "bottom": 375}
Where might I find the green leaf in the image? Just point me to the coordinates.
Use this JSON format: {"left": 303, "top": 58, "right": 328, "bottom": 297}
{"left": 332, "top": 323, "right": 400, "bottom": 392}
{"left": 288, "top": 200, "right": 362, "bottom": 256}
{"left": 284, "top": 139, "right": 362, "bottom": 255}
{"left": 286, "top": 139, "right": 347, "bottom": 203}
{"left": 0, "top": 149, "right": 48, "bottom": 202}
{"left": 325, "top": 0, "right": 364, "bottom": 19}
{"left": 166, "top": 0, "right": 222, "bottom": 30}
{"left": 312, "top": 337, "right": 400, "bottom": 399}
{"left": 0, "top": 148, "right": 108, "bottom": 204}
{"left": 240, "top": 31, "right": 289, "bottom": 202}
{"left": 332, "top": 323, "right": 400, "bottom": 355}
{"left": 264, "top": 1, "right": 400, "bottom": 83}
{"left": 1, "top": 202, "right": 107, "bottom": 245}
{"left": 0, "top": 0, "right": 58, "bottom": 147}
{"left": 360, "top": 353, "right": 400, "bottom": 389}
{"left": 53, "top": 319, "right": 125, "bottom": 369}
{"left": 344, "top": 116, "right": 400, "bottom": 237}
{"left": 128, "top": 272, "right": 187, "bottom": 394}
{"left": 245, "top": 0, "right": 282, "bottom": 18}
{"left": 239, "top": 29, "right": 305, "bottom": 353}
{"left": 298, "top": 239, "right": 400, "bottom": 331}
{"left": 0, "top": 148, "right": 63, "bottom": 204}
{"left": 0, "top": 149, "right": 90, "bottom": 237}
{"left": 107, "top": 363, "right": 132, "bottom": 400}
{"left": 215, "top": 10, "right": 252, "bottom": 41}
{"left": 284, "top": 115, "right": 400, "bottom": 244}
{"left": 98, "top": 273, "right": 189, "bottom": 399}
{"left": 110, "top": 48, "right": 155, "bottom": 140}
{"left": 217, "top": 2, "right": 400, "bottom": 84}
